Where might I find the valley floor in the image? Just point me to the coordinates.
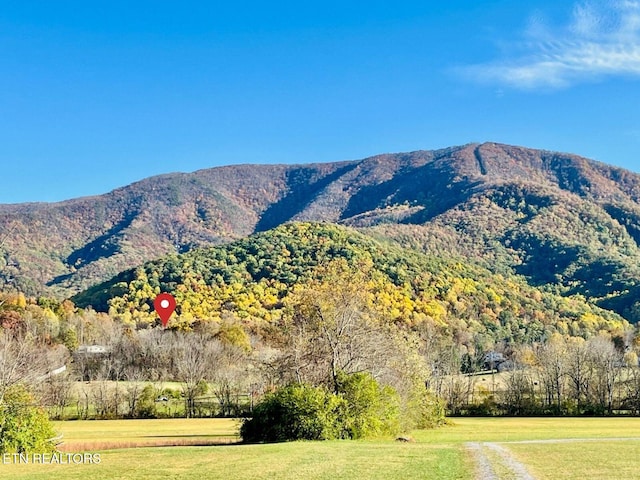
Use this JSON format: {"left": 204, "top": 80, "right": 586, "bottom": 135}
{"left": 1, "top": 418, "right": 639, "bottom": 479}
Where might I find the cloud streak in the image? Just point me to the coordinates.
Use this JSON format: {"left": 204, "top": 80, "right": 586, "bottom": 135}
{"left": 463, "top": 1, "right": 640, "bottom": 89}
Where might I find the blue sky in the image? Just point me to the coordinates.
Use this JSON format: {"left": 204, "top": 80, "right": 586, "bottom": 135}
{"left": 1, "top": 1, "right": 639, "bottom": 203}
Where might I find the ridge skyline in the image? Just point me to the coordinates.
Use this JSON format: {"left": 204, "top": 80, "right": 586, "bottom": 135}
{"left": 3, "top": 141, "right": 637, "bottom": 206}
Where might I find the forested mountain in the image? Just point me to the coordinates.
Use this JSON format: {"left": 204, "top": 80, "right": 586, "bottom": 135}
{"left": 73, "top": 222, "right": 628, "bottom": 344}
{"left": 2, "top": 142, "right": 640, "bottom": 321}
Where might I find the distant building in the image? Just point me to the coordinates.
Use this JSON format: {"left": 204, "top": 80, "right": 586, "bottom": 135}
{"left": 76, "top": 345, "right": 109, "bottom": 354}
{"left": 36, "top": 364, "right": 67, "bottom": 382}
{"left": 74, "top": 345, "right": 110, "bottom": 381}
{"left": 484, "top": 351, "right": 505, "bottom": 364}
{"left": 483, "top": 351, "right": 508, "bottom": 371}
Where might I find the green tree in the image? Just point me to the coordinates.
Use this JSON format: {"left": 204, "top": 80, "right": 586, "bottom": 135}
{"left": 0, "top": 385, "right": 56, "bottom": 453}
{"left": 59, "top": 326, "right": 79, "bottom": 352}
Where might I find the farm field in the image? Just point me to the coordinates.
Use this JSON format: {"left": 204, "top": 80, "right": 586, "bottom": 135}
{"left": 54, "top": 418, "right": 241, "bottom": 450}
{"left": 1, "top": 418, "right": 639, "bottom": 479}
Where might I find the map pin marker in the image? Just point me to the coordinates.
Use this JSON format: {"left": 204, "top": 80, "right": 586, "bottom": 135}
{"left": 154, "top": 293, "right": 176, "bottom": 328}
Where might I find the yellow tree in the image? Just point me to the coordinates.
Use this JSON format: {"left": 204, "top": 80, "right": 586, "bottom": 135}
{"left": 284, "top": 258, "right": 395, "bottom": 391}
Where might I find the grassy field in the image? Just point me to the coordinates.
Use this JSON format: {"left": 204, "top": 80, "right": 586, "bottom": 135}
{"left": 0, "top": 418, "right": 639, "bottom": 479}
{"left": 54, "top": 418, "right": 241, "bottom": 450}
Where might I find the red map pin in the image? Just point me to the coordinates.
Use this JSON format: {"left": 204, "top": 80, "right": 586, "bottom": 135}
{"left": 154, "top": 293, "right": 176, "bottom": 328}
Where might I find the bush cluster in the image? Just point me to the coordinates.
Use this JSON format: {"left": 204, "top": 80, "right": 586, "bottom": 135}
{"left": 241, "top": 372, "right": 437, "bottom": 443}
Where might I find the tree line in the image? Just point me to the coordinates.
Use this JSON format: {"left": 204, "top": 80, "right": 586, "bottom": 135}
{"left": 430, "top": 333, "right": 640, "bottom": 416}
{"left": 1, "top": 247, "right": 640, "bottom": 451}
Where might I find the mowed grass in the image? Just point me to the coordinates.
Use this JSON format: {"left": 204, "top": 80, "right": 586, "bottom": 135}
{"left": 416, "top": 416, "right": 640, "bottom": 443}
{"left": 1, "top": 418, "right": 470, "bottom": 480}
{"left": 2, "top": 417, "right": 640, "bottom": 479}
{"left": 0, "top": 443, "right": 467, "bottom": 480}
{"left": 423, "top": 418, "right": 640, "bottom": 480}
{"left": 0, "top": 440, "right": 468, "bottom": 480}
{"left": 508, "top": 441, "right": 640, "bottom": 479}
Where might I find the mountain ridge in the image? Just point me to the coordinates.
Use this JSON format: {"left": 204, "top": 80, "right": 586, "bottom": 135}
{"left": 1, "top": 142, "right": 640, "bottom": 321}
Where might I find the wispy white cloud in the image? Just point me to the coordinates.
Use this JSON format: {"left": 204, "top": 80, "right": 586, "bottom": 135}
{"left": 462, "top": 1, "right": 640, "bottom": 89}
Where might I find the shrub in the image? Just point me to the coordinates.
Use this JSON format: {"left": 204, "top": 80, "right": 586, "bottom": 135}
{"left": 240, "top": 383, "right": 344, "bottom": 442}
{"left": 335, "top": 371, "right": 400, "bottom": 439}
{"left": 136, "top": 384, "right": 158, "bottom": 418}
{"left": 0, "top": 385, "right": 57, "bottom": 453}
{"left": 404, "top": 387, "right": 446, "bottom": 429}
{"left": 241, "top": 373, "right": 406, "bottom": 443}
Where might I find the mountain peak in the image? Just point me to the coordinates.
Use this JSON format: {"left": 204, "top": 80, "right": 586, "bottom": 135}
{"left": 1, "top": 143, "right": 640, "bottom": 324}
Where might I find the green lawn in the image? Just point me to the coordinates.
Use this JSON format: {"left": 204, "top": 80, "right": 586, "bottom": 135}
{"left": 417, "top": 417, "right": 640, "bottom": 443}
{"left": 1, "top": 417, "right": 639, "bottom": 479}
{"left": 508, "top": 441, "right": 640, "bottom": 480}
{"left": 0, "top": 442, "right": 469, "bottom": 480}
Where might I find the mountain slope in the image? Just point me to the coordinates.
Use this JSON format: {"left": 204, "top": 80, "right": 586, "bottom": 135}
{"left": 72, "top": 222, "right": 628, "bottom": 343}
{"left": 0, "top": 161, "right": 355, "bottom": 295}
{"left": 2, "top": 142, "right": 640, "bottom": 321}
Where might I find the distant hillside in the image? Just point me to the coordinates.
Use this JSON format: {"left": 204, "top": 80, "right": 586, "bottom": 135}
{"left": 73, "top": 222, "right": 628, "bottom": 343}
{"left": 2, "top": 142, "right": 640, "bottom": 321}
{"left": 0, "top": 161, "right": 354, "bottom": 296}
